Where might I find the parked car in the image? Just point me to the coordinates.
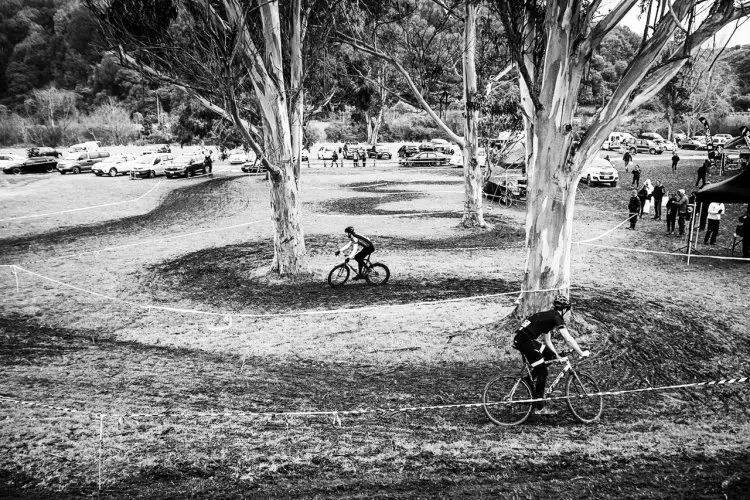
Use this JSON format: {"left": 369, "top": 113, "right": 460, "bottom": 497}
{"left": 342, "top": 143, "right": 364, "bottom": 159}
{"left": 130, "top": 153, "right": 174, "bottom": 179}
{"left": 449, "top": 148, "right": 487, "bottom": 167}
{"left": 580, "top": 157, "right": 619, "bottom": 187}
{"left": 658, "top": 140, "right": 677, "bottom": 152}
{"left": 449, "top": 153, "right": 463, "bottom": 167}
{"left": 301, "top": 149, "right": 309, "bottom": 162}
{"left": 602, "top": 132, "right": 636, "bottom": 150}
{"left": 57, "top": 150, "right": 111, "bottom": 174}
{"left": 142, "top": 144, "right": 171, "bottom": 155}
{"left": 2, "top": 156, "right": 58, "bottom": 175}
{"left": 241, "top": 159, "right": 267, "bottom": 174}
{"left": 397, "top": 144, "right": 420, "bottom": 158}
{"left": 27, "top": 146, "right": 61, "bottom": 158}
{"left": 165, "top": 154, "right": 209, "bottom": 178}
{"left": 92, "top": 154, "right": 138, "bottom": 177}
{"left": 400, "top": 151, "right": 450, "bottom": 167}
{"left": 713, "top": 134, "right": 733, "bottom": 151}
{"left": 69, "top": 141, "right": 100, "bottom": 152}
{"left": 626, "top": 138, "right": 663, "bottom": 155}
{"left": 682, "top": 135, "right": 709, "bottom": 150}
{"left": 317, "top": 146, "right": 336, "bottom": 160}
{"left": 0, "top": 153, "right": 27, "bottom": 171}
{"left": 229, "top": 150, "right": 251, "bottom": 164}
{"left": 367, "top": 144, "right": 392, "bottom": 159}
{"left": 673, "top": 133, "right": 688, "bottom": 146}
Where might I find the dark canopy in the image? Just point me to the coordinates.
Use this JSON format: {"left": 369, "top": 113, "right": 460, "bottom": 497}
{"left": 695, "top": 168, "right": 750, "bottom": 204}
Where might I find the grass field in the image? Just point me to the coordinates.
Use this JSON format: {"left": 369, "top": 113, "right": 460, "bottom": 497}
{"left": 1, "top": 155, "right": 749, "bottom": 498}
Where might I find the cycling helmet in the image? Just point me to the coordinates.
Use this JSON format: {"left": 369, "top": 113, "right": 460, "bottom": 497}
{"left": 552, "top": 294, "right": 571, "bottom": 311}
{"left": 344, "top": 226, "right": 354, "bottom": 235}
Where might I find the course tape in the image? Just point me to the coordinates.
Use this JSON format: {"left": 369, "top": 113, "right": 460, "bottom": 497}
{"left": 5, "top": 264, "right": 543, "bottom": 318}
{"left": 0, "top": 181, "right": 163, "bottom": 223}
{"left": 1, "top": 376, "right": 746, "bottom": 420}
{"left": 580, "top": 242, "right": 750, "bottom": 262}
{"left": 575, "top": 216, "right": 632, "bottom": 244}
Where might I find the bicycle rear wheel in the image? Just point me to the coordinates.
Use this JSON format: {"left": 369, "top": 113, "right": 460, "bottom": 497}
{"left": 365, "top": 263, "right": 390, "bottom": 285}
{"left": 565, "top": 371, "right": 603, "bottom": 423}
{"left": 482, "top": 376, "right": 534, "bottom": 426}
{"left": 327, "top": 264, "right": 350, "bottom": 288}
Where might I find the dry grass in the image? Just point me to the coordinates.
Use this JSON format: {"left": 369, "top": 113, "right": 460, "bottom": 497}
{"left": 1, "top": 159, "right": 749, "bottom": 497}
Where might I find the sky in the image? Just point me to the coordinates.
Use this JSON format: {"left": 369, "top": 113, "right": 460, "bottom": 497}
{"left": 617, "top": 3, "right": 750, "bottom": 47}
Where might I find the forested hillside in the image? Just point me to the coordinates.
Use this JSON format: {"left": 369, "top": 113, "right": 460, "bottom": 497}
{"left": 0, "top": 0, "right": 749, "bottom": 148}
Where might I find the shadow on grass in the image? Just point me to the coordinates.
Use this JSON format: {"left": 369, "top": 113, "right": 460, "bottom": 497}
{"left": 0, "top": 176, "right": 250, "bottom": 262}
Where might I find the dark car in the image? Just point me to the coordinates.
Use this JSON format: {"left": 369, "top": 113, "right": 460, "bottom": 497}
{"left": 57, "top": 151, "right": 111, "bottom": 174}
{"left": 241, "top": 160, "right": 267, "bottom": 174}
{"left": 2, "top": 156, "right": 58, "bottom": 174}
{"left": 165, "top": 154, "right": 209, "bottom": 178}
{"left": 367, "top": 144, "right": 392, "bottom": 159}
{"left": 397, "top": 145, "right": 420, "bottom": 158}
{"left": 400, "top": 151, "right": 449, "bottom": 167}
{"left": 27, "top": 147, "right": 62, "bottom": 158}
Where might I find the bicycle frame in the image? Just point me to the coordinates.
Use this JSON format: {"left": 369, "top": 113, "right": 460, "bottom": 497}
{"left": 522, "top": 357, "right": 576, "bottom": 397}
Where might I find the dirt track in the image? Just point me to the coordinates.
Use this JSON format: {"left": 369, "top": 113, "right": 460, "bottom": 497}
{"left": 1, "top": 163, "right": 749, "bottom": 498}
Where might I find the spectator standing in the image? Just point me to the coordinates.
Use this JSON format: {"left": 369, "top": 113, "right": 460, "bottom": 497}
{"left": 204, "top": 150, "right": 213, "bottom": 173}
{"left": 332, "top": 150, "right": 340, "bottom": 168}
{"left": 631, "top": 164, "right": 641, "bottom": 187}
{"left": 740, "top": 206, "right": 750, "bottom": 258}
{"left": 353, "top": 150, "right": 359, "bottom": 168}
{"left": 652, "top": 180, "right": 665, "bottom": 220}
{"left": 637, "top": 183, "right": 648, "bottom": 218}
{"left": 695, "top": 160, "right": 709, "bottom": 188}
{"left": 677, "top": 189, "right": 689, "bottom": 236}
{"left": 623, "top": 150, "right": 632, "bottom": 172}
{"left": 665, "top": 191, "right": 678, "bottom": 234}
{"left": 361, "top": 150, "right": 367, "bottom": 168}
{"left": 703, "top": 202, "right": 725, "bottom": 245}
{"left": 671, "top": 152, "right": 680, "bottom": 172}
{"left": 628, "top": 190, "right": 640, "bottom": 229}
{"left": 642, "top": 179, "right": 654, "bottom": 218}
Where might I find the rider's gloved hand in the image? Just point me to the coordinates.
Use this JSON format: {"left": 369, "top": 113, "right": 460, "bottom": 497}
{"left": 580, "top": 350, "right": 591, "bottom": 358}
{"left": 335, "top": 250, "right": 340, "bottom": 256}
{"left": 345, "top": 257, "right": 350, "bottom": 263}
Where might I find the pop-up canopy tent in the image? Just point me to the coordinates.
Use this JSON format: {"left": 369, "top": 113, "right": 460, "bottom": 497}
{"left": 695, "top": 167, "right": 750, "bottom": 204}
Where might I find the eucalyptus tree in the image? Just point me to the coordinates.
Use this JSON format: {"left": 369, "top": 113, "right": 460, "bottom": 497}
{"left": 86, "top": 0, "right": 337, "bottom": 277}
{"left": 492, "top": 0, "right": 750, "bottom": 315}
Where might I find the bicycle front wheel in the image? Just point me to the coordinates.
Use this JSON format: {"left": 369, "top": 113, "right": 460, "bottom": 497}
{"left": 327, "top": 264, "right": 350, "bottom": 288}
{"left": 365, "top": 263, "right": 390, "bottom": 285}
{"left": 565, "top": 371, "right": 603, "bottom": 423}
{"left": 482, "top": 376, "right": 534, "bottom": 426}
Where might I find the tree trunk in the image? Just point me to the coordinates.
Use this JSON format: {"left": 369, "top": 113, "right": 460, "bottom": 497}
{"left": 370, "top": 108, "right": 383, "bottom": 146}
{"left": 366, "top": 111, "right": 373, "bottom": 144}
{"left": 518, "top": 124, "right": 576, "bottom": 316}
{"left": 460, "top": 3, "right": 486, "bottom": 228}
{"left": 289, "top": 0, "right": 303, "bottom": 179}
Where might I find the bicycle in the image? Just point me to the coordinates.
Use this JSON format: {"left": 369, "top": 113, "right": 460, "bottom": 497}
{"left": 482, "top": 355, "right": 603, "bottom": 425}
{"left": 327, "top": 255, "right": 390, "bottom": 288}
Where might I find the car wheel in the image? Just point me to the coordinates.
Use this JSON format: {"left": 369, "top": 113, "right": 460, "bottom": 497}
{"left": 109, "top": 168, "right": 117, "bottom": 177}
{"left": 73, "top": 166, "right": 80, "bottom": 174}
{"left": 649, "top": 148, "right": 656, "bottom": 155}
{"left": 12, "top": 167, "right": 21, "bottom": 175}
{"left": 45, "top": 165, "right": 55, "bottom": 173}
{"left": 149, "top": 170, "right": 155, "bottom": 178}
{"left": 612, "top": 181, "right": 618, "bottom": 187}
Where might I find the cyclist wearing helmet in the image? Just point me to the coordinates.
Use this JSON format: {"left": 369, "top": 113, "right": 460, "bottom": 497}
{"left": 512, "top": 294, "right": 590, "bottom": 410}
{"left": 335, "top": 226, "right": 375, "bottom": 280}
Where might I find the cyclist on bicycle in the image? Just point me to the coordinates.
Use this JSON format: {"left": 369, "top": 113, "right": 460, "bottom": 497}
{"left": 512, "top": 294, "right": 590, "bottom": 410}
{"left": 335, "top": 226, "right": 375, "bottom": 280}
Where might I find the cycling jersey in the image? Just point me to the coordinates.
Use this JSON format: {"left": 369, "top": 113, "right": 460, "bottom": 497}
{"left": 348, "top": 232, "right": 374, "bottom": 251}
{"left": 516, "top": 310, "right": 565, "bottom": 339}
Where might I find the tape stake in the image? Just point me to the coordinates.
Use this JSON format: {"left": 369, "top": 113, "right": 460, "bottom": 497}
{"left": 207, "top": 314, "right": 233, "bottom": 332}
{"left": 11, "top": 266, "right": 19, "bottom": 292}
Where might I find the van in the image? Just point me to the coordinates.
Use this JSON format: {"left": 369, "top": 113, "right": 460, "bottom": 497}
{"left": 69, "top": 141, "right": 101, "bottom": 152}
{"left": 603, "top": 132, "right": 635, "bottom": 150}
{"left": 57, "top": 150, "right": 111, "bottom": 174}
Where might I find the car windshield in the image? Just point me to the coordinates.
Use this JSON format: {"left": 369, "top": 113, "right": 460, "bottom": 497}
{"left": 62, "top": 153, "right": 83, "bottom": 160}
{"left": 136, "top": 156, "right": 156, "bottom": 164}
{"left": 175, "top": 156, "right": 193, "bottom": 162}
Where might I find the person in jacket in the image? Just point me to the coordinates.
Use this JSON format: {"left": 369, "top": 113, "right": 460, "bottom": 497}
{"left": 665, "top": 191, "right": 678, "bottom": 234}
{"left": 671, "top": 152, "right": 680, "bottom": 172}
{"left": 677, "top": 189, "right": 689, "bottom": 236}
{"left": 628, "top": 190, "right": 641, "bottom": 229}
{"left": 637, "top": 184, "right": 648, "bottom": 218}
{"left": 652, "top": 180, "right": 665, "bottom": 220}
{"left": 703, "top": 202, "right": 725, "bottom": 245}
{"left": 623, "top": 150, "right": 632, "bottom": 172}
{"left": 696, "top": 160, "right": 709, "bottom": 188}
{"left": 631, "top": 164, "right": 641, "bottom": 186}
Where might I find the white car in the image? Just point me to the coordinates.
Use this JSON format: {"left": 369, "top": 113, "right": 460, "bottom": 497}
{"left": 130, "top": 153, "right": 174, "bottom": 179}
{"left": 657, "top": 140, "right": 677, "bottom": 152}
{"left": 92, "top": 154, "right": 137, "bottom": 177}
{"left": 229, "top": 151, "right": 249, "bottom": 164}
{"left": 449, "top": 153, "right": 463, "bottom": 167}
{"left": 713, "top": 134, "right": 733, "bottom": 151}
{"left": 602, "top": 132, "right": 636, "bottom": 150}
{"left": 448, "top": 148, "right": 485, "bottom": 167}
{"left": 317, "top": 146, "right": 335, "bottom": 160}
{"left": 0, "top": 153, "right": 26, "bottom": 170}
{"left": 580, "top": 157, "right": 619, "bottom": 187}
{"left": 301, "top": 149, "right": 309, "bottom": 162}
